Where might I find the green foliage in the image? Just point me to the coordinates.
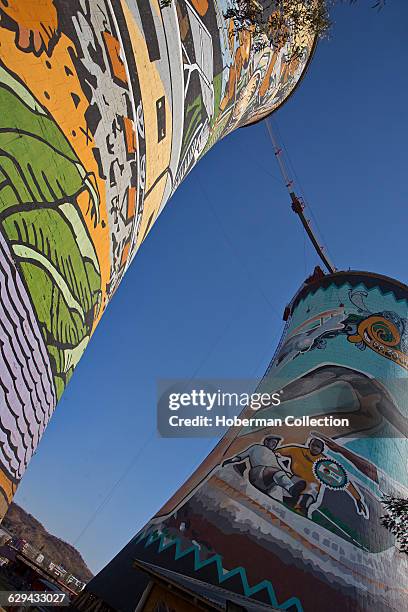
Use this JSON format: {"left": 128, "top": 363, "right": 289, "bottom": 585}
{"left": 0, "top": 77, "right": 100, "bottom": 224}
{"left": 225, "top": 1, "right": 331, "bottom": 57}
{"left": 0, "top": 64, "right": 102, "bottom": 398}
{"left": 381, "top": 495, "right": 408, "bottom": 554}
{"left": 160, "top": 1, "right": 387, "bottom": 57}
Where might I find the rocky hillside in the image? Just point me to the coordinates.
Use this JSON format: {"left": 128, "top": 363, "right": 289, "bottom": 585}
{"left": 2, "top": 502, "right": 93, "bottom": 583}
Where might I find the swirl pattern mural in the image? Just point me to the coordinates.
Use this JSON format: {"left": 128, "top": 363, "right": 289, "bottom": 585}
{"left": 79, "top": 271, "right": 408, "bottom": 612}
{"left": 0, "top": 1, "right": 314, "bottom": 516}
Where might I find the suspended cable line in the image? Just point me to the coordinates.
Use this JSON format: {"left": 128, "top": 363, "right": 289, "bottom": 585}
{"left": 265, "top": 117, "right": 337, "bottom": 274}
{"left": 197, "top": 175, "right": 284, "bottom": 322}
{"left": 72, "top": 301, "right": 252, "bottom": 545}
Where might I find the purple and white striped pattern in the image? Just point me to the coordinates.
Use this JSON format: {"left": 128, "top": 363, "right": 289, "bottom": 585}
{"left": 0, "top": 231, "right": 56, "bottom": 482}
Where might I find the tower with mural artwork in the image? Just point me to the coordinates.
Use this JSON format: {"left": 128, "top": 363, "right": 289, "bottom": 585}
{"left": 0, "top": 1, "right": 315, "bottom": 517}
{"left": 74, "top": 270, "right": 408, "bottom": 611}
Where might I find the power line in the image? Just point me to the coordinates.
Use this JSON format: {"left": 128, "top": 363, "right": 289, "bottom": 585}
{"left": 72, "top": 295, "right": 254, "bottom": 545}
{"left": 197, "top": 175, "right": 284, "bottom": 322}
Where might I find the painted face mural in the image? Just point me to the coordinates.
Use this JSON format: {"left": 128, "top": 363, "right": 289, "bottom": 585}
{"left": 79, "top": 272, "right": 408, "bottom": 611}
{"left": 0, "top": 1, "right": 315, "bottom": 515}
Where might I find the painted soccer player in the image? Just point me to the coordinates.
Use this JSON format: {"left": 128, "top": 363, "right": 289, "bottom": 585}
{"left": 277, "top": 437, "right": 368, "bottom": 518}
{"left": 223, "top": 435, "right": 306, "bottom": 500}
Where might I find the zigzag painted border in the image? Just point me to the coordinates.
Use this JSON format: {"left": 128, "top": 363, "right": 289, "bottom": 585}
{"left": 134, "top": 530, "right": 303, "bottom": 611}
{"left": 291, "top": 273, "right": 408, "bottom": 313}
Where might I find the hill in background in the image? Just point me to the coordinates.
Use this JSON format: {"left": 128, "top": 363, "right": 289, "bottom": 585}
{"left": 2, "top": 502, "right": 93, "bottom": 583}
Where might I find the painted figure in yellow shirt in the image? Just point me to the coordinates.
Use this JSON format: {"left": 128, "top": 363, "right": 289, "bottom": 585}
{"left": 277, "top": 438, "right": 368, "bottom": 518}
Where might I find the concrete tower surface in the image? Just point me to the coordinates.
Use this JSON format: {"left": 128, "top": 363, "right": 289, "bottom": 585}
{"left": 76, "top": 271, "right": 408, "bottom": 612}
{"left": 0, "top": 1, "right": 315, "bottom": 516}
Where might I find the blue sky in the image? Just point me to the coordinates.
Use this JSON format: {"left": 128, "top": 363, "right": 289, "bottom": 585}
{"left": 15, "top": 1, "right": 407, "bottom": 574}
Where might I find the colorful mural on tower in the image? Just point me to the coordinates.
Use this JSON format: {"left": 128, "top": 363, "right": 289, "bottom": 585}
{"left": 79, "top": 272, "right": 408, "bottom": 611}
{"left": 0, "top": 1, "right": 315, "bottom": 515}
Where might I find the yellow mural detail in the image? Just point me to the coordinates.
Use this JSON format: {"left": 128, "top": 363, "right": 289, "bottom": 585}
{"left": 121, "top": 0, "right": 172, "bottom": 249}
{"left": 348, "top": 315, "right": 408, "bottom": 370}
{"left": 0, "top": 24, "right": 110, "bottom": 324}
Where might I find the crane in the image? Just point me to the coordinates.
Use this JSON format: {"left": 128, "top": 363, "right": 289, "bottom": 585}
{"left": 266, "top": 117, "right": 336, "bottom": 274}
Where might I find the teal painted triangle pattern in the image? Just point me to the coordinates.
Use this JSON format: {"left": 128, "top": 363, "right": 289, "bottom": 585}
{"left": 134, "top": 530, "right": 304, "bottom": 611}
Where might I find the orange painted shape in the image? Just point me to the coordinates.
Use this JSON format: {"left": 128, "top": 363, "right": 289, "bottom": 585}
{"left": 191, "top": 0, "right": 209, "bottom": 16}
{"left": 102, "top": 30, "right": 128, "bottom": 86}
{"left": 120, "top": 241, "right": 131, "bottom": 268}
{"left": 127, "top": 186, "right": 137, "bottom": 220}
{"left": 0, "top": 467, "right": 16, "bottom": 504}
{"left": 0, "top": 0, "right": 58, "bottom": 56}
{"left": 123, "top": 116, "right": 136, "bottom": 154}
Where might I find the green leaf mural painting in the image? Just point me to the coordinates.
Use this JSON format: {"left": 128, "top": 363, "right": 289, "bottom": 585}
{"left": 0, "top": 0, "right": 315, "bottom": 515}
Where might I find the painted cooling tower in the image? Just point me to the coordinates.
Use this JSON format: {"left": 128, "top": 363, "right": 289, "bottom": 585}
{"left": 76, "top": 271, "right": 408, "bottom": 612}
{"left": 0, "top": 1, "right": 315, "bottom": 515}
